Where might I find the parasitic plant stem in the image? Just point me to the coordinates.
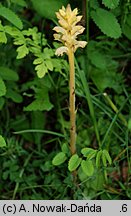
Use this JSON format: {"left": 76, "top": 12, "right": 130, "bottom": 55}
{"left": 68, "top": 48, "right": 76, "bottom": 155}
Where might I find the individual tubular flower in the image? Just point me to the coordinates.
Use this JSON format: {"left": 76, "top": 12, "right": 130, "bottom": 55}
{"left": 53, "top": 4, "right": 87, "bottom": 56}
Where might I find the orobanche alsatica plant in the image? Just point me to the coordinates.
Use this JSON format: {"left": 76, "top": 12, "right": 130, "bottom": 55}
{"left": 52, "top": 4, "right": 112, "bottom": 182}
{"left": 53, "top": 4, "right": 87, "bottom": 162}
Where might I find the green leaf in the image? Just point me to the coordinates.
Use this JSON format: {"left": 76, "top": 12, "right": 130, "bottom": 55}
{"left": 16, "top": 45, "right": 29, "bottom": 59}
{"left": 102, "top": 153, "right": 107, "bottom": 167}
{"left": 90, "top": 68, "right": 122, "bottom": 92}
{"left": 90, "top": 0, "right": 100, "bottom": 9}
{"left": 0, "top": 21, "right": 7, "bottom": 43}
{"left": 81, "top": 147, "right": 97, "bottom": 160}
{"left": 31, "top": 0, "right": 68, "bottom": 20}
{"left": 24, "top": 98, "right": 53, "bottom": 111}
{"left": 122, "top": 23, "right": 131, "bottom": 40}
{"left": 25, "top": 85, "right": 53, "bottom": 111}
{"left": 102, "top": 0, "right": 120, "bottom": 9}
{"left": 103, "top": 150, "right": 112, "bottom": 165}
{"left": 91, "top": 8, "right": 121, "bottom": 38}
{"left": 81, "top": 159, "right": 94, "bottom": 176}
{"left": 0, "top": 5, "right": 23, "bottom": 29}
{"left": 31, "top": 111, "right": 45, "bottom": 144}
{"left": 2, "top": 170, "right": 9, "bottom": 180}
{"left": 33, "top": 58, "right": 43, "bottom": 65}
{"left": 11, "top": 0, "right": 27, "bottom": 7}
{"left": 0, "top": 97, "right": 5, "bottom": 110}
{"left": 0, "top": 31, "right": 7, "bottom": 43}
{"left": 96, "top": 150, "right": 102, "bottom": 168}
{"left": 0, "top": 66, "right": 19, "bottom": 81}
{"left": 89, "top": 51, "right": 107, "bottom": 70}
{"left": 36, "top": 63, "right": 48, "bottom": 78}
{"left": 0, "top": 135, "right": 6, "bottom": 147}
{"left": 52, "top": 152, "right": 67, "bottom": 166}
{"left": 61, "top": 143, "right": 69, "bottom": 154}
{"left": 128, "top": 118, "right": 131, "bottom": 131}
{"left": 68, "top": 154, "right": 81, "bottom": 172}
{"left": 126, "top": 14, "right": 131, "bottom": 27}
{"left": 90, "top": 171, "right": 105, "bottom": 190}
{"left": 6, "top": 89, "right": 23, "bottom": 103}
{"left": 43, "top": 48, "right": 54, "bottom": 58}
{"left": 0, "top": 78, "right": 6, "bottom": 97}
{"left": 122, "top": 14, "right": 131, "bottom": 40}
{"left": 45, "top": 60, "right": 53, "bottom": 71}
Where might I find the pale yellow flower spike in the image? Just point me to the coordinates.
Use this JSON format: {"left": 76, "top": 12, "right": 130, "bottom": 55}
{"left": 53, "top": 4, "right": 87, "bottom": 55}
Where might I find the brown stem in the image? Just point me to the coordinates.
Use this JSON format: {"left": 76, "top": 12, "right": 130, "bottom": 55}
{"left": 68, "top": 48, "right": 76, "bottom": 155}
